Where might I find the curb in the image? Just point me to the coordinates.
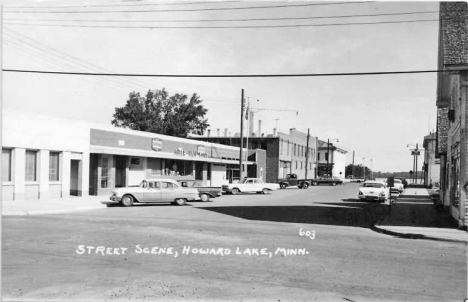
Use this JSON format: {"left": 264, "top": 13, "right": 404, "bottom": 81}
{"left": 2, "top": 205, "right": 107, "bottom": 216}
{"left": 370, "top": 225, "right": 468, "bottom": 243}
{"left": 397, "top": 195, "right": 431, "bottom": 200}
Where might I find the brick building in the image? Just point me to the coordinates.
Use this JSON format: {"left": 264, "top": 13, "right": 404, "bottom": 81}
{"left": 191, "top": 128, "right": 318, "bottom": 183}
{"left": 435, "top": 2, "right": 468, "bottom": 229}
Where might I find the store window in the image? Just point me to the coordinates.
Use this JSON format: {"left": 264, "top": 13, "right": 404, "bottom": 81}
{"left": 25, "top": 150, "right": 38, "bottom": 182}
{"left": 164, "top": 159, "right": 193, "bottom": 176}
{"left": 2, "top": 148, "right": 12, "bottom": 182}
{"left": 49, "top": 152, "right": 60, "bottom": 181}
{"left": 195, "top": 162, "right": 203, "bottom": 180}
{"left": 101, "top": 157, "right": 109, "bottom": 188}
{"left": 148, "top": 158, "right": 162, "bottom": 176}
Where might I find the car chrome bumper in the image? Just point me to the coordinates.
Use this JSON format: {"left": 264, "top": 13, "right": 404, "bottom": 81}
{"left": 109, "top": 196, "right": 122, "bottom": 202}
{"left": 359, "top": 196, "right": 386, "bottom": 201}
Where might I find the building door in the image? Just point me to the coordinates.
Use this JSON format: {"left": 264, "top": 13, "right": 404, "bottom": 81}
{"left": 115, "top": 156, "right": 127, "bottom": 188}
{"left": 70, "top": 160, "right": 80, "bottom": 196}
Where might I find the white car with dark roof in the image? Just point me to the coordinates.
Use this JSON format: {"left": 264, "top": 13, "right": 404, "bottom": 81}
{"left": 358, "top": 181, "right": 390, "bottom": 203}
{"left": 109, "top": 179, "right": 199, "bottom": 206}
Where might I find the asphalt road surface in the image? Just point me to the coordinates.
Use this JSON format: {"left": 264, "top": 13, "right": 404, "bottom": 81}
{"left": 3, "top": 184, "right": 467, "bottom": 301}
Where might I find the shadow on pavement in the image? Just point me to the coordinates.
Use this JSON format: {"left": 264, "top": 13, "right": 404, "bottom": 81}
{"left": 199, "top": 199, "right": 458, "bottom": 230}
{"left": 102, "top": 202, "right": 193, "bottom": 208}
{"left": 199, "top": 202, "right": 389, "bottom": 228}
{"left": 379, "top": 201, "right": 458, "bottom": 228}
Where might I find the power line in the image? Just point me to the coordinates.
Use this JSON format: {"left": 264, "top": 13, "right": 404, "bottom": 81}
{"left": 6, "top": 1, "right": 240, "bottom": 9}
{"left": 4, "top": 2, "right": 373, "bottom": 14}
{"left": 2, "top": 68, "right": 445, "bottom": 78}
{"left": 3, "top": 29, "right": 148, "bottom": 91}
{"left": 4, "top": 27, "right": 243, "bottom": 102}
{"left": 4, "top": 10, "right": 439, "bottom": 23}
{"left": 3, "top": 39, "right": 132, "bottom": 91}
{"left": 5, "top": 19, "right": 438, "bottom": 28}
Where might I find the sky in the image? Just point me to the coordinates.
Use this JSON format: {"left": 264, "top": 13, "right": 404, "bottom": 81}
{"left": 2, "top": 0, "right": 441, "bottom": 172}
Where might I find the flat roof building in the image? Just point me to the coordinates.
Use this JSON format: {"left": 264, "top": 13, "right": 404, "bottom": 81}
{"left": 190, "top": 128, "right": 318, "bottom": 183}
{"left": 2, "top": 109, "right": 264, "bottom": 201}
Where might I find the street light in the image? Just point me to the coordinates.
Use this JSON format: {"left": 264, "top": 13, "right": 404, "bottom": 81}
{"left": 362, "top": 157, "right": 366, "bottom": 179}
{"left": 327, "top": 138, "right": 339, "bottom": 177}
{"left": 407, "top": 143, "right": 421, "bottom": 183}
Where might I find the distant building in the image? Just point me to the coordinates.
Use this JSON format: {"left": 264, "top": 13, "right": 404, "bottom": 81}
{"left": 435, "top": 2, "right": 468, "bottom": 229}
{"left": 190, "top": 128, "right": 318, "bottom": 183}
{"left": 317, "top": 140, "right": 347, "bottom": 178}
{"left": 423, "top": 132, "right": 440, "bottom": 187}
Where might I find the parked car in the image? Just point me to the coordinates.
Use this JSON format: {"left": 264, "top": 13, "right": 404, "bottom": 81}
{"left": 346, "top": 175, "right": 365, "bottom": 183}
{"left": 358, "top": 181, "right": 390, "bottom": 203}
{"left": 310, "top": 177, "right": 343, "bottom": 186}
{"left": 340, "top": 177, "right": 351, "bottom": 184}
{"left": 109, "top": 179, "right": 199, "bottom": 206}
{"left": 395, "top": 177, "right": 408, "bottom": 188}
{"left": 392, "top": 179, "right": 405, "bottom": 193}
{"left": 178, "top": 180, "right": 222, "bottom": 202}
{"left": 222, "top": 178, "right": 280, "bottom": 195}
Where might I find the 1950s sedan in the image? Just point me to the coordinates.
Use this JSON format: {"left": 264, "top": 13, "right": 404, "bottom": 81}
{"left": 109, "top": 179, "right": 199, "bottom": 207}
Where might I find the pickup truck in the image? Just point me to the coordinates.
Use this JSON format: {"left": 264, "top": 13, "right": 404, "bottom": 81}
{"left": 310, "top": 177, "right": 343, "bottom": 186}
{"left": 178, "top": 180, "right": 222, "bottom": 202}
{"left": 346, "top": 176, "right": 365, "bottom": 183}
{"left": 278, "top": 174, "right": 313, "bottom": 189}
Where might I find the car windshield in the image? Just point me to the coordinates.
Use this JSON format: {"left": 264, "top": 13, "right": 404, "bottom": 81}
{"left": 363, "top": 183, "right": 384, "bottom": 188}
{"left": 139, "top": 180, "right": 148, "bottom": 188}
{"left": 394, "top": 179, "right": 402, "bottom": 183}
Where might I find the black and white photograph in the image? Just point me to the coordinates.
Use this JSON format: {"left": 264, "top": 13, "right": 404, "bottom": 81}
{"left": 1, "top": 0, "right": 468, "bottom": 301}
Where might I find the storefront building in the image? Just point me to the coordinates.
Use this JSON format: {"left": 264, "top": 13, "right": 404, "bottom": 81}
{"left": 190, "top": 128, "right": 318, "bottom": 183}
{"left": 2, "top": 109, "right": 260, "bottom": 201}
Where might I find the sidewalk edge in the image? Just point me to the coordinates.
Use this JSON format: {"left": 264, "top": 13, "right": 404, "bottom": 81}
{"left": 370, "top": 225, "right": 468, "bottom": 244}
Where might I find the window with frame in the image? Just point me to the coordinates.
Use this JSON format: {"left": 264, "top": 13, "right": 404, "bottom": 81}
{"left": 25, "top": 150, "right": 38, "bottom": 182}
{"left": 49, "top": 152, "right": 60, "bottom": 181}
{"left": 162, "top": 182, "right": 174, "bottom": 189}
{"left": 2, "top": 148, "right": 12, "bottom": 182}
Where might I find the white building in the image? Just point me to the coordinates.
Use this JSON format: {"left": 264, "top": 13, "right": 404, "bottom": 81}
{"left": 2, "top": 109, "right": 258, "bottom": 201}
{"left": 317, "top": 140, "right": 348, "bottom": 178}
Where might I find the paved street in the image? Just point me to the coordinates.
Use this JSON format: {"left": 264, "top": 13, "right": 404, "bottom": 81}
{"left": 3, "top": 184, "right": 467, "bottom": 301}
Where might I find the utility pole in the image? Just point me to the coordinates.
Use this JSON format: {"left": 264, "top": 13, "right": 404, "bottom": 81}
{"left": 305, "top": 128, "right": 310, "bottom": 179}
{"left": 239, "top": 89, "right": 245, "bottom": 181}
{"left": 0, "top": 5, "right": 2, "bottom": 158}
{"left": 352, "top": 151, "right": 355, "bottom": 177}
{"left": 326, "top": 139, "right": 330, "bottom": 177}
{"left": 415, "top": 143, "right": 419, "bottom": 184}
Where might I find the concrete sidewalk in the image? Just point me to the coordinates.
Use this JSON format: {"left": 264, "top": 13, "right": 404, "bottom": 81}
{"left": 374, "top": 190, "right": 468, "bottom": 243}
{"left": 398, "top": 187, "right": 432, "bottom": 199}
{"left": 2, "top": 195, "right": 109, "bottom": 216}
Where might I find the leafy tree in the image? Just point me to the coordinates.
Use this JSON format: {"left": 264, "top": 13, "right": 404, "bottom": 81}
{"left": 111, "top": 88, "right": 209, "bottom": 137}
{"left": 345, "top": 164, "right": 372, "bottom": 178}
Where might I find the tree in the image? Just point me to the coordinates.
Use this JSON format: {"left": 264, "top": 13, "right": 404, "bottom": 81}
{"left": 111, "top": 88, "right": 209, "bottom": 137}
{"left": 345, "top": 164, "right": 372, "bottom": 178}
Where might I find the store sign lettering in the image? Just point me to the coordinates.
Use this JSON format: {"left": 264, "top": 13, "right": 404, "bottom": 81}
{"left": 174, "top": 147, "right": 208, "bottom": 158}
